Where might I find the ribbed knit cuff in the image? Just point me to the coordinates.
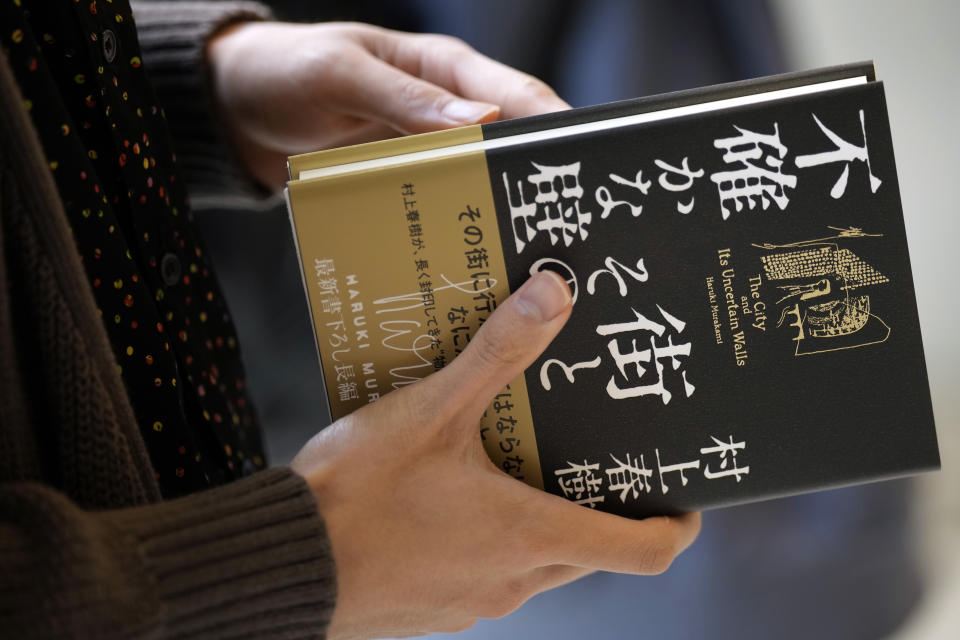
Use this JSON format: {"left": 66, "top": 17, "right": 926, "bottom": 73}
{"left": 105, "top": 467, "right": 336, "bottom": 639}
{"left": 131, "top": 1, "right": 277, "bottom": 211}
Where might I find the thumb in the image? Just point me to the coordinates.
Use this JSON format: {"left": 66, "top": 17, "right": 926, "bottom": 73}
{"left": 341, "top": 54, "right": 500, "bottom": 134}
{"left": 433, "top": 270, "right": 573, "bottom": 420}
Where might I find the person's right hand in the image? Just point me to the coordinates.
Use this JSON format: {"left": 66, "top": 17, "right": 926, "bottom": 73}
{"left": 206, "top": 21, "right": 570, "bottom": 190}
{"left": 292, "top": 271, "right": 701, "bottom": 639}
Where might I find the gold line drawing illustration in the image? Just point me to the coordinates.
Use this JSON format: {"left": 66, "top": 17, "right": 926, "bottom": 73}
{"left": 751, "top": 225, "right": 883, "bottom": 249}
{"left": 755, "top": 227, "right": 890, "bottom": 356}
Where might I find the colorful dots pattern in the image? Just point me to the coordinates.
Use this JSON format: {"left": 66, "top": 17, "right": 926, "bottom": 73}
{"left": 4, "top": 0, "right": 265, "bottom": 498}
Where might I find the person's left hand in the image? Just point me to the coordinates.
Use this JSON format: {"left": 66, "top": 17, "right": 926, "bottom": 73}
{"left": 205, "top": 21, "right": 570, "bottom": 189}
{"left": 290, "top": 270, "right": 701, "bottom": 639}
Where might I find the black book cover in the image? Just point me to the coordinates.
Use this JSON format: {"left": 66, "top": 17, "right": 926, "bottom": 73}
{"left": 286, "top": 65, "right": 940, "bottom": 518}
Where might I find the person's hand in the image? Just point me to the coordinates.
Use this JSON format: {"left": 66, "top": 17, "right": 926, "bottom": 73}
{"left": 205, "top": 21, "right": 570, "bottom": 190}
{"left": 291, "top": 271, "right": 701, "bottom": 639}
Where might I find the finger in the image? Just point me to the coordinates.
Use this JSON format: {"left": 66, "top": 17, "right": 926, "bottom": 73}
{"left": 325, "top": 48, "right": 500, "bottom": 134}
{"left": 373, "top": 31, "right": 571, "bottom": 118}
{"left": 529, "top": 564, "right": 594, "bottom": 592}
{"left": 534, "top": 493, "right": 702, "bottom": 575}
{"left": 427, "top": 270, "right": 572, "bottom": 421}
{"left": 310, "top": 120, "right": 402, "bottom": 150}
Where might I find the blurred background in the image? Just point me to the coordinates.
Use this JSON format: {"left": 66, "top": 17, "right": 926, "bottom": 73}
{"left": 195, "top": 1, "right": 958, "bottom": 638}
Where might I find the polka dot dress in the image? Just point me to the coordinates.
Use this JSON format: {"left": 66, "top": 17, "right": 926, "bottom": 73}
{"left": 3, "top": 0, "right": 265, "bottom": 498}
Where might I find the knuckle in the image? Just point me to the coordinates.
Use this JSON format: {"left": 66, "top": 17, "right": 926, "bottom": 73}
{"left": 302, "top": 45, "right": 362, "bottom": 93}
{"left": 636, "top": 518, "right": 680, "bottom": 574}
{"left": 440, "top": 618, "right": 477, "bottom": 634}
{"left": 335, "top": 20, "right": 370, "bottom": 32}
{"left": 480, "top": 580, "right": 528, "bottom": 619}
{"left": 518, "top": 74, "right": 557, "bottom": 100}
{"left": 687, "top": 511, "right": 704, "bottom": 541}
{"left": 429, "top": 33, "right": 471, "bottom": 54}
{"left": 470, "top": 322, "right": 522, "bottom": 371}
{"left": 430, "top": 90, "right": 459, "bottom": 117}
{"left": 398, "top": 75, "right": 430, "bottom": 108}
{"left": 643, "top": 543, "right": 675, "bottom": 575}
{"left": 475, "top": 599, "right": 503, "bottom": 620}
{"left": 338, "top": 21, "right": 391, "bottom": 47}
{"left": 308, "top": 43, "right": 351, "bottom": 72}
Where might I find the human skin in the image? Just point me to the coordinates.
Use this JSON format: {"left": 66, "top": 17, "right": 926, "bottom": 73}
{"left": 206, "top": 23, "right": 701, "bottom": 639}
{"left": 206, "top": 21, "right": 570, "bottom": 190}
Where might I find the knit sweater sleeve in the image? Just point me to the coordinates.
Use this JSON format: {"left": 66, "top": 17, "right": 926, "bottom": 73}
{"left": 131, "top": 1, "right": 278, "bottom": 210}
{"left": 0, "top": 39, "right": 336, "bottom": 636}
{"left": 0, "top": 468, "right": 337, "bottom": 638}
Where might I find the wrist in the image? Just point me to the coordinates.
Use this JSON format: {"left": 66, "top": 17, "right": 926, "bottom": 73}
{"left": 205, "top": 21, "right": 288, "bottom": 190}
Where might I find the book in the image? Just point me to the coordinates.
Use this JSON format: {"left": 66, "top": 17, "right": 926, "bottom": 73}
{"left": 284, "top": 62, "right": 940, "bottom": 518}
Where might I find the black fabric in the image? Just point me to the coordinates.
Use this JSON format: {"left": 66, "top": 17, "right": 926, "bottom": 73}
{"left": 3, "top": 0, "right": 265, "bottom": 498}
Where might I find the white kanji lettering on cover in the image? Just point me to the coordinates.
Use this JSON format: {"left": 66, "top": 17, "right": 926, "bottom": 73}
{"left": 654, "top": 156, "right": 705, "bottom": 214}
{"left": 595, "top": 169, "right": 651, "bottom": 219}
{"left": 605, "top": 453, "right": 653, "bottom": 502}
{"left": 586, "top": 256, "right": 649, "bottom": 297}
{"left": 710, "top": 123, "right": 797, "bottom": 219}
{"left": 700, "top": 435, "right": 750, "bottom": 482}
{"left": 555, "top": 460, "right": 605, "bottom": 508}
{"left": 655, "top": 449, "right": 700, "bottom": 494}
{"left": 540, "top": 356, "right": 602, "bottom": 391}
{"left": 501, "top": 162, "right": 592, "bottom": 253}
{"left": 794, "top": 110, "right": 882, "bottom": 198}
{"left": 596, "top": 305, "right": 695, "bottom": 403}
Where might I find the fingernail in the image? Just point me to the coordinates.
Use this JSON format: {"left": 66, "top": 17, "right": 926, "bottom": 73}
{"left": 441, "top": 99, "right": 499, "bottom": 124}
{"left": 517, "top": 271, "right": 571, "bottom": 321}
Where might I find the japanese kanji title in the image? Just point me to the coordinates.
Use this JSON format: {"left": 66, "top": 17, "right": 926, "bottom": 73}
{"left": 502, "top": 109, "right": 879, "bottom": 251}
{"left": 509, "top": 109, "right": 880, "bottom": 406}
{"left": 504, "top": 109, "right": 879, "bottom": 505}
{"left": 536, "top": 254, "right": 695, "bottom": 405}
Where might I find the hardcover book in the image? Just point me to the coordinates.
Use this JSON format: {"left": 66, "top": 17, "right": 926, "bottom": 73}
{"left": 284, "top": 62, "right": 940, "bottom": 518}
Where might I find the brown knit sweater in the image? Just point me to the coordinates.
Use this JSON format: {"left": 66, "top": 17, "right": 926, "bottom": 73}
{"left": 0, "top": 4, "right": 335, "bottom": 638}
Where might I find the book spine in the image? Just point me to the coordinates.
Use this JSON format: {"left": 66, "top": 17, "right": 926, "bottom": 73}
{"left": 288, "top": 125, "right": 484, "bottom": 180}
